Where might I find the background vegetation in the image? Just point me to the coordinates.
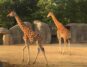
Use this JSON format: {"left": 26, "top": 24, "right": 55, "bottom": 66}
{"left": 0, "top": 0, "right": 87, "bottom": 29}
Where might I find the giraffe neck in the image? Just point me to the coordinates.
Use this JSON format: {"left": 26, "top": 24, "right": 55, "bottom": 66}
{"left": 14, "top": 15, "right": 31, "bottom": 32}
{"left": 50, "top": 14, "right": 64, "bottom": 29}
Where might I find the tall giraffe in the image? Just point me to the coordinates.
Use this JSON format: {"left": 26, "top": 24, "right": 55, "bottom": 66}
{"left": 7, "top": 10, "right": 48, "bottom": 64}
{"left": 47, "top": 12, "right": 71, "bottom": 53}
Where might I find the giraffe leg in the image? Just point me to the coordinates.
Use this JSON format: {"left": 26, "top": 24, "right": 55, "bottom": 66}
{"left": 63, "top": 38, "right": 67, "bottom": 54}
{"left": 33, "top": 41, "right": 48, "bottom": 65}
{"left": 22, "top": 45, "right": 27, "bottom": 62}
{"left": 59, "top": 38, "right": 62, "bottom": 54}
{"left": 41, "top": 47, "right": 48, "bottom": 65}
{"left": 57, "top": 32, "right": 62, "bottom": 53}
{"left": 23, "top": 36, "right": 30, "bottom": 64}
{"left": 27, "top": 45, "right": 30, "bottom": 64}
{"left": 34, "top": 47, "right": 48, "bottom": 65}
{"left": 33, "top": 47, "right": 40, "bottom": 64}
{"left": 67, "top": 39, "right": 71, "bottom": 55}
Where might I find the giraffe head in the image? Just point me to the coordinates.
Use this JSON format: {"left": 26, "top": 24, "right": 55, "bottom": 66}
{"left": 47, "top": 12, "right": 53, "bottom": 17}
{"left": 7, "top": 10, "right": 17, "bottom": 17}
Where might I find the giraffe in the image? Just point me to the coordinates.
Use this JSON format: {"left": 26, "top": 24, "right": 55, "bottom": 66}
{"left": 47, "top": 12, "right": 71, "bottom": 53}
{"left": 7, "top": 10, "right": 48, "bottom": 65}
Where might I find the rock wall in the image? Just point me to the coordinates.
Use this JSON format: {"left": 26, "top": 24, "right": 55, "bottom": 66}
{"left": 66, "top": 23, "right": 87, "bottom": 43}
{"left": 33, "top": 20, "right": 51, "bottom": 44}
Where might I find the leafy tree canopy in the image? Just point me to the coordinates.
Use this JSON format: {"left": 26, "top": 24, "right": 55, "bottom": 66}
{"left": 0, "top": 0, "right": 87, "bottom": 28}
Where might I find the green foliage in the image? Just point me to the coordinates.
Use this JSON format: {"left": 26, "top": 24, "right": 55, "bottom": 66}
{"left": 56, "top": 0, "right": 87, "bottom": 24}
{"left": 0, "top": 1, "right": 14, "bottom": 28}
{"left": 0, "top": 0, "right": 87, "bottom": 29}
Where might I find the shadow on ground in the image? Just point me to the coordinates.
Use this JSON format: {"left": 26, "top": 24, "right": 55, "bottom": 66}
{"left": 0, "top": 61, "right": 87, "bottom": 67}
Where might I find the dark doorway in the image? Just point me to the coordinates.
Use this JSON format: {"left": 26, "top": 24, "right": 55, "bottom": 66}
{"left": 0, "top": 34, "right": 3, "bottom": 45}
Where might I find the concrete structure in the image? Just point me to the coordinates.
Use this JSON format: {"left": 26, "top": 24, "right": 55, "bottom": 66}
{"left": 33, "top": 20, "right": 51, "bottom": 44}
{"left": 0, "top": 27, "right": 13, "bottom": 45}
{"left": 66, "top": 23, "right": 87, "bottom": 43}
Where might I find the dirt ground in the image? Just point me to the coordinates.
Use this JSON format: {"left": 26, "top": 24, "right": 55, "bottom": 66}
{"left": 0, "top": 43, "right": 87, "bottom": 67}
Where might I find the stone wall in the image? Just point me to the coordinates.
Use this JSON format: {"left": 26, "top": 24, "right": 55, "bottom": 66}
{"left": 33, "top": 20, "right": 51, "bottom": 44}
{"left": 66, "top": 23, "right": 87, "bottom": 43}
{"left": 0, "top": 27, "right": 13, "bottom": 45}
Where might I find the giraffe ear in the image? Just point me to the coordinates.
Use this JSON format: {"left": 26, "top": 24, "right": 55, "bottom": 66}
{"left": 8, "top": 9, "right": 12, "bottom": 13}
{"left": 8, "top": 9, "right": 15, "bottom": 13}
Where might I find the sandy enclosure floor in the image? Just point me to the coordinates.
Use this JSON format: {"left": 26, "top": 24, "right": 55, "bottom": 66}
{"left": 0, "top": 44, "right": 87, "bottom": 67}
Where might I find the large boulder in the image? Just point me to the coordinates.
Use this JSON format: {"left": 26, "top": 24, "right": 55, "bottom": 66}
{"left": 0, "top": 27, "right": 13, "bottom": 45}
{"left": 33, "top": 20, "right": 51, "bottom": 44}
{"left": 66, "top": 23, "right": 87, "bottom": 43}
{"left": 3, "top": 34, "right": 13, "bottom": 45}
{"left": 9, "top": 22, "right": 32, "bottom": 44}
{"left": 0, "top": 27, "right": 10, "bottom": 34}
